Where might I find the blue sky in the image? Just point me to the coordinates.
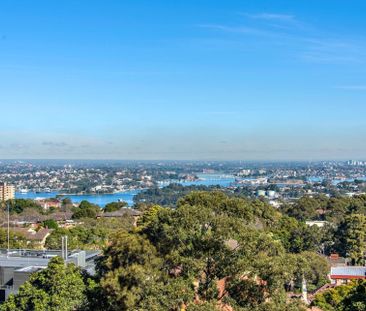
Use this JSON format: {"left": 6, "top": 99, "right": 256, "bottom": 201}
{"left": 1, "top": 0, "right": 366, "bottom": 160}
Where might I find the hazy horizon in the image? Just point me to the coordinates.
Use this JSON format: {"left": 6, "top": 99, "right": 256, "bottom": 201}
{"left": 1, "top": 0, "right": 366, "bottom": 160}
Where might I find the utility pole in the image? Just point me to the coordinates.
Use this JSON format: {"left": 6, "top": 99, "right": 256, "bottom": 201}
{"left": 61, "top": 236, "right": 65, "bottom": 259}
{"left": 65, "top": 235, "right": 68, "bottom": 260}
{"left": 302, "top": 275, "right": 308, "bottom": 304}
{"left": 7, "top": 201, "right": 10, "bottom": 258}
{"left": 61, "top": 235, "right": 68, "bottom": 261}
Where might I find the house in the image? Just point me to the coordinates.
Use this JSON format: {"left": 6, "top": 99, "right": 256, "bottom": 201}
{"left": 11, "top": 228, "right": 53, "bottom": 249}
{"left": 10, "top": 213, "right": 45, "bottom": 225}
{"left": 330, "top": 266, "right": 366, "bottom": 285}
{"left": 98, "top": 208, "right": 142, "bottom": 226}
{"left": 305, "top": 220, "right": 329, "bottom": 228}
{"left": 48, "top": 211, "right": 73, "bottom": 222}
{"left": 34, "top": 198, "right": 61, "bottom": 211}
{"left": 328, "top": 253, "right": 348, "bottom": 267}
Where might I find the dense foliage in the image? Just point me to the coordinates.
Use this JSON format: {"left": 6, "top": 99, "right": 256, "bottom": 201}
{"left": 281, "top": 194, "right": 366, "bottom": 223}
{"left": 88, "top": 191, "right": 327, "bottom": 310}
{"left": 133, "top": 183, "right": 222, "bottom": 206}
{"left": 45, "top": 217, "right": 133, "bottom": 249}
{"left": 0, "top": 228, "right": 28, "bottom": 248}
{"left": 42, "top": 219, "right": 58, "bottom": 229}
{"left": 312, "top": 280, "right": 366, "bottom": 311}
{"left": 281, "top": 194, "right": 366, "bottom": 263}
{"left": 5, "top": 199, "right": 42, "bottom": 214}
{"left": 6, "top": 190, "right": 366, "bottom": 310}
{"left": 72, "top": 200, "right": 100, "bottom": 219}
{"left": 104, "top": 201, "right": 128, "bottom": 212}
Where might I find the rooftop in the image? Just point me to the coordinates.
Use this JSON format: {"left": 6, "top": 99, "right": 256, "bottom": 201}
{"left": 15, "top": 266, "right": 45, "bottom": 273}
{"left": 100, "top": 208, "right": 141, "bottom": 218}
{"left": 330, "top": 266, "right": 366, "bottom": 279}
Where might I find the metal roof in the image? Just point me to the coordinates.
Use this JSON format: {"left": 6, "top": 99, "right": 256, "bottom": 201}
{"left": 330, "top": 266, "right": 366, "bottom": 278}
{"left": 0, "top": 256, "right": 51, "bottom": 268}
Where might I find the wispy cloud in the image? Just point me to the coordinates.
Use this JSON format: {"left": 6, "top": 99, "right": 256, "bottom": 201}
{"left": 300, "top": 37, "right": 366, "bottom": 63}
{"left": 199, "top": 24, "right": 270, "bottom": 36}
{"left": 240, "top": 12, "right": 304, "bottom": 30}
{"left": 199, "top": 12, "right": 366, "bottom": 65}
{"left": 244, "top": 13, "right": 295, "bottom": 22}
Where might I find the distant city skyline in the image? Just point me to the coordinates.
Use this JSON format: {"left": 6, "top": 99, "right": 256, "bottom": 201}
{"left": 1, "top": 0, "right": 366, "bottom": 160}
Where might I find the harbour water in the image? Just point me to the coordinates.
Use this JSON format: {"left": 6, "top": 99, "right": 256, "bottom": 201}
{"left": 15, "top": 190, "right": 140, "bottom": 207}
{"left": 15, "top": 174, "right": 236, "bottom": 207}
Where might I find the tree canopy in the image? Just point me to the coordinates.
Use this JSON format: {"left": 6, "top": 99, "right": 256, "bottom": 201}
{"left": 89, "top": 191, "right": 328, "bottom": 310}
{"left": 72, "top": 200, "right": 100, "bottom": 219}
{"left": 104, "top": 201, "right": 128, "bottom": 212}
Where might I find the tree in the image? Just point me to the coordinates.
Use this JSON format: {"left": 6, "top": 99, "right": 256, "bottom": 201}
{"left": 0, "top": 228, "right": 28, "bottom": 249}
{"left": 45, "top": 218, "right": 134, "bottom": 250}
{"left": 42, "top": 219, "right": 58, "bottom": 229}
{"left": 104, "top": 201, "right": 128, "bottom": 212}
{"left": 140, "top": 192, "right": 297, "bottom": 308}
{"left": 133, "top": 184, "right": 222, "bottom": 207}
{"left": 2, "top": 191, "right": 332, "bottom": 310}
{"left": 61, "top": 197, "right": 72, "bottom": 206}
{"left": 299, "top": 251, "right": 329, "bottom": 291}
{"left": 281, "top": 195, "right": 328, "bottom": 221}
{"left": 0, "top": 257, "right": 86, "bottom": 311}
{"left": 6, "top": 199, "right": 42, "bottom": 214}
{"left": 226, "top": 278, "right": 266, "bottom": 308}
{"left": 271, "top": 216, "right": 323, "bottom": 253}
{"left": 340, "top": 280, "right": 366, "bottom": 311}
{"left": 177, "top": 191, "right": 255, "bottom": 222}
{"left": 186, "top": 302, "right": 221, "bottom": 311}
{"left": 312, "top": 280, "right": 366, "bottom": 311}
{"left": 334, "top": 214, "right": 366, "bottom": 264}
{"left": 72, "top": 200, "right": 100, "bottom": 219}
{"left": 95, "top": 231, "right": 163, "bottom": 310}
{"left": 136, "top": 204, "right": 164, "bottom": 230}
{"left": 60, "top": 197, "right": 73, "bottom": 212}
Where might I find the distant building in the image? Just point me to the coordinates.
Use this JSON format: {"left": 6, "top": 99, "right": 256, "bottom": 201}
{"left": 34, "top": 198, "right": 61, "bottom": 211}
{"left": 0, "top": 183, "right": 14, "bottom": 202}
{"left": 328, "top": 253, "right": 348, "bottom": 267}
{"left": 269, "top": 200, "right": 281, "bottom": 208}
{"left": 99, "top": 208, "right": 141, "bottom": 218}
{"left": 237, "top": 169, "right": 251, "bottom": 176}
{"left": 98, "top": 208, "right": 142, "bottom": 226}
{"left": 305, "top": 220, "right": 329, "bottom": 228}
{"left": 10, "top": 228, "right": 53, "bottom": 248}
{"left": 0, "top": 249, "right": 97, "bottom": 301}
{"left": 330, "top": 266, "right": 366, "bottom": 286}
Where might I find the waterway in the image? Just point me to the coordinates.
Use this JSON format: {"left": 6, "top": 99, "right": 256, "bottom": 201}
{"left": 15, "top": 174, "right": 236, "bottom": 207}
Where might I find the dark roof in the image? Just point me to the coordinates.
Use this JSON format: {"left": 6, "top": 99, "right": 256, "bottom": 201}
{"left": 101, "top": 208, "right": 141, "bottom": 218}
{"left": 11, "top": 228, "right": 53, "bottom": 241}
{"left": 46, "top": 211, "right": 73, "bottom": 221}
{"left": 10, "top": 214, "right": 46, "bottom": 223}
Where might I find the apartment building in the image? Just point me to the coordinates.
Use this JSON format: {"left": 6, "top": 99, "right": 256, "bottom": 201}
{"left": 0, "top": 183, "right": 15, "bottom": 202}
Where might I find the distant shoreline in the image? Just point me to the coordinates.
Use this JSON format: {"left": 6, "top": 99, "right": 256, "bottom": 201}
{"left": 57, "top": 189, "right": 144, "bottom": 196}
